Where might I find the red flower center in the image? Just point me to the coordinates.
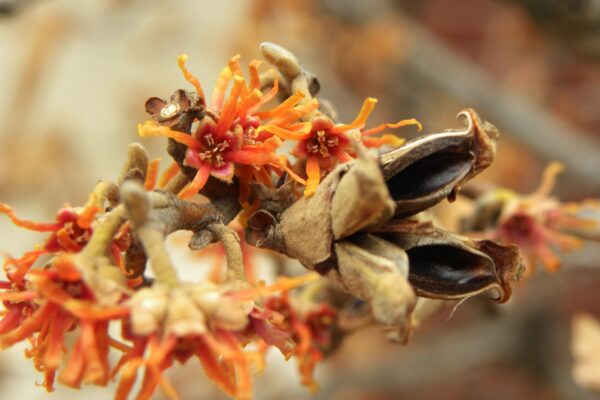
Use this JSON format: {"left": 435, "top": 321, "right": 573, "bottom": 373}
{"left": 197, "top": 133, "right": 230, "bottom": 168}
{"left": 304, "top": 130, "right": 340, "bottom": 158}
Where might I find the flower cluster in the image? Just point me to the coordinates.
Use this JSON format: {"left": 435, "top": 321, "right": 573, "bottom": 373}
{"left": 138, "top": 50, "right": 419, "bottom": 202}
{"left": 2, "top": 42, "right": 593, "bottom": 400}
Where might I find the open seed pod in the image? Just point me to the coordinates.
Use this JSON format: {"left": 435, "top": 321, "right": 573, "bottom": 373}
{"left": 380, "top": 109, "right": 498, "bottom": 218}
{"left": 375, "top": 218, "right": 524, "bottom": 303}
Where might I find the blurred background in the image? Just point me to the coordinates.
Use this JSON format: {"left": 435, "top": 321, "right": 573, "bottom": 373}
{"left": 1, "top": 0, "right": 600, "bottom": 398}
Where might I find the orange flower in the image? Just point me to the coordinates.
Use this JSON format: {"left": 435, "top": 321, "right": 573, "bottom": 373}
{"left": 138, "top": 54, "right": 314, "bottom": 200}
{"left": 263, "top": 291, "right": 337, "bottom": 393}
{"left": 1, "top": 197, "right": 129, "bottom": 284}
{"left": 494, "top": 162, "right": 596, "bottom": 275}
{"left": 0, "top": 200, "right": 97, "bottom": 283}
{"left": 114, "top": 274, "right": 319, "bottom": 400}
{"left": 258, "top": 97, "right": 421, "bottom": 196}
{"left": 0, "top": 256, "right": 128, "bottom": 391}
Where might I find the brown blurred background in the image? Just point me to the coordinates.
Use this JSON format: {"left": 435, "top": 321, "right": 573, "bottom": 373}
{"left": 1, "top": 0, "right": 600, "bottom": 399}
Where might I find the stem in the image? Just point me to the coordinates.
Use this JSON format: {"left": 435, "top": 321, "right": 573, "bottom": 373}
{"left": 82, "top": 205, "right": 127, "bottom": 258}
{"left": 208, "top": 224, "right": 246, "bottom": 282}
{"left": 136, "top": 226, "right": 179, "bottom": 288}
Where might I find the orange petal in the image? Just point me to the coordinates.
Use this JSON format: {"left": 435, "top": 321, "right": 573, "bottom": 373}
{"left": 332, "top": 149, "right": 354, "bottom": 163}
{"left": 77, "top": 193, "right": 100, "bottom": 229}
{"left": 361, "top": 118, "right": 422, "bottom": 136}
{"left": 535, "top": 244, "right": 561, "bottom": 273}
{"left": 256, "top": 124, "right": 312, "bottom": 141}
{"left": 362, "top": 134, "right": 406, "bottom": 148}
{"left": 144, "top": 158, "right": 162, "bottom": 190}
{"left": 3, "top": 249, "right": 46, "bottom": 283}
{"left": 270, "top": 98, "right": 319, "bottom": 127}
{"left": 211, "top": 65, "right": 234, "bottom": 111}
{"left": 236, "top": 89, "right": 263, "bottom": 116}
{"left": 229, "top": 273, "right": 319, "bottom": 301}
{"left": 248, "top": 60, "right": 262, "bottom": 91}
{"left": 196, "top": 336, "right": 237, "bottom": 396}
{"left": 227, "top": 150, "right": 278, "bottom": 166}
{"left": 158, "top": 161, "right": 180, "bottom": 189}
{"left": 255, "top": 91, "right": 304, "bottom": 120}
{"left": 247, "top": 74, "right": 279, "bottom": 116}
{"left": 138, "top": 121, "right": 201, "bottom": 150}
{"left": 177, "top": 54, "right": 205, "bottom": 103}
{"left": 56, "top": 228, "right": 83, "bottom": 253}
{"left": 115, "top": 358, "right": 145, "bottom": 400}
{"left": 0, "top": 291, "right": 36, "bottom": 301}
{"left": 59, "top": 339, "right": 85, "bottom": 388}
{"left": 333, "top": 97, "right": 377, "bottom": 132}
{"left": 0, "top": 204, "right": 62, "bottom": 232}
{"left": 304, "top": 157, "right": 320, "bottom": 197}
{"left": 532, "top": 161, "right": 564, "bottom": 199}
{"left": 0, "top": 302, "right": 56, "bottom": 348}
{"left": 178, "top": 163, "right": 212, "bottom": 200}
{"left": 216, "top": 76, "right": 245, "bottom": 136}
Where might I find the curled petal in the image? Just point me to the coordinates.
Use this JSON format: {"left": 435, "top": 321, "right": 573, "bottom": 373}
{"left": 361, "top": 118, "right": 422, "bottom": 136}
{"left": 138, "top": 121, "right": 202, "bottom": 150}
{"left": 0, "top": 204, "right": 62, "bottom": 232}
{"left": 362, "top": 134, "right": 405, "bottom": 149}
{"left": 304, "top": 157, "right": 321, "bottom": 197}
{"left": 332, "top": 97, "right": 377, "bottom": 132}
{"left": 255, "top": 91, "right": 304, "bottom": 120}
{"left": 178, "top": 163, "right": 212, "bottom": 200}
{"left": 177, "top": 54, "right": 205, "bottom": 103}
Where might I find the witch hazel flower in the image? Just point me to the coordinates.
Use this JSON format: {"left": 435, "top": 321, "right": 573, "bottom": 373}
{"left": 473, "top": 162, "right": 597, "bottom": 275}
{"left": 0, "top": 196, "right": 101, "bottom": 283}
{"left": 115, "top": 274, "right": 319, "bottom": 400}
{"left": 258, "top": 97, "right": 421, "bottom": 196}
{"left": 0, "top": 255, "right": 129, "bottom": 391}
{"left": 138, "top": 54, "right": 316, "bottom": 200}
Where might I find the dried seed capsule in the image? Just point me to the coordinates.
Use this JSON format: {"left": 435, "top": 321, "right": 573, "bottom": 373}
{"left": 381, "top": 109, "right": 498, "bottom": 217}
{"left": 375, "top": 218, "right": 523, "bottom": 302}
{"left": 247, "top": 147, "right": 413, "bottom": 328}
